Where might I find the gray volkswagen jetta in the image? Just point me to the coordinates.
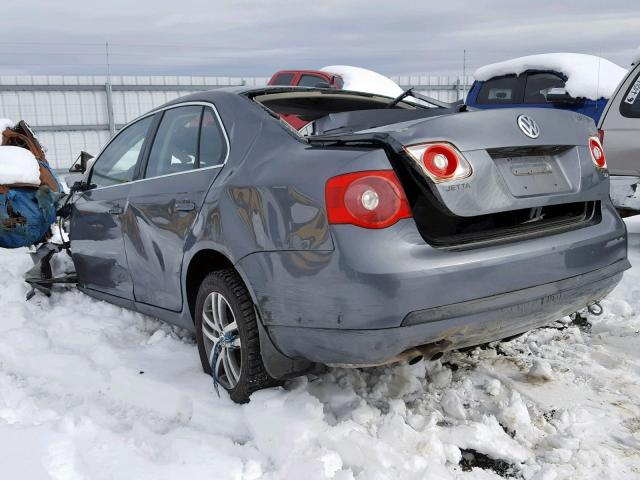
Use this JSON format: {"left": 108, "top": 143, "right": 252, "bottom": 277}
{"left": 66, "top": 86, "right": 628, "bottom": 403}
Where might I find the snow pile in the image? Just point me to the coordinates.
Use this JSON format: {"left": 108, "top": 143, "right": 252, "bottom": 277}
{"left": 0, "top": 118, "right": 14, "bottom": 132}
{"left": 0, "top": 146, "right": 41, "bottom": 185}
{"left": 321, "top": 65, "right": 404, "bottom": 99}
{"left": 1, "top": 221, "right": 640, "bottom": 478}
{"left": 474, "top": 53, "right": 628, "bottom": 100}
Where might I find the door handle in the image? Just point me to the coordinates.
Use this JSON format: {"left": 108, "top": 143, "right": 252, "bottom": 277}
{"left": 108, "top": 206, "right": 123, "bottom": 215}
{"left": 175, "top": 200, "right": 196, "bottom": 212}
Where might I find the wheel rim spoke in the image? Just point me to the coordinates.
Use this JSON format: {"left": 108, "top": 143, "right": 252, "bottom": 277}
{"left": 223, "top": 320, "right": 237, "bottom": 334}
{"left": 202, "top": 326, "right": 218, "bottom": 344}
{"left": 215, "top": 293, "right": 226, "bottom": 332}
{"left": 225, "top": 348, "right": 241, "bottom": 382}
{"left": 202, "top": 310, "right": 220, "bottom": 334}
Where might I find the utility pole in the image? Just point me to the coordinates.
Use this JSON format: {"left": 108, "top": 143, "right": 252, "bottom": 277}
{"left": 105, "top": 41, "right": 115, "bottom": 136}
{"left": 462, "top": 49, "right": 467, "bottom": 101}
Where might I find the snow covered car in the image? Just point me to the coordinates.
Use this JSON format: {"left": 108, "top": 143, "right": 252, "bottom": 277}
{"left": 65, "top": 86, "right": 629, "bottom": 403}
{"left": 467, "top": 53, "right": 627, "bottom": 123}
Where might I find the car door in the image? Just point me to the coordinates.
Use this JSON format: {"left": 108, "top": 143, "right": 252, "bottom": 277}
{"left": 70, "top": 115, "right": 155, "bottom": 299}
{"left": 124, "top": 104, "right": 228, "bottom": 311}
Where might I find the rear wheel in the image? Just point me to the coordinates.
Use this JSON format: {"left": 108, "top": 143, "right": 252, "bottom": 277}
{"left": 194, "top": 269, "right": 278, "bottom": 403}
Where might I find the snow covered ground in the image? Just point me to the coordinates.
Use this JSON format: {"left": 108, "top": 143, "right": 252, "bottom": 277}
{"left": 1, "top": 222, "right": 640, "bottom": 479}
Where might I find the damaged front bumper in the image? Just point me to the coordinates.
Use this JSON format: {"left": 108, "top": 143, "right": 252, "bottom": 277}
{"left": 24, "top": 242, "right": 77, "bottom": 299}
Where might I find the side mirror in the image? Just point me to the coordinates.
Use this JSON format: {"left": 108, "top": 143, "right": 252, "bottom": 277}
{"left": 545, "top": 87, "right": 584, "bottom": 105}
{"left": 64, "top": 173, "right": 90, "bottom": 193}
{"left": 69, "top": 150, "right": 94, "bottom": 173}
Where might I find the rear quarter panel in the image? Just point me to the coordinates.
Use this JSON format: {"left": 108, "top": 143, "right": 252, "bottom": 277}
{"left": 180, "top": 93, "right": 393, "bottom": 299}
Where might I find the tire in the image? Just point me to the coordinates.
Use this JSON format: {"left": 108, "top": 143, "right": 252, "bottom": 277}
{"left": 194, "top": 269, "right": 278, "bottom": 403}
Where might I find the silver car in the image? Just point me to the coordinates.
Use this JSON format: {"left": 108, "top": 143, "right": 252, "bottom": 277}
{"left": 598, "top": 61, "right": 640, "bottom": 215}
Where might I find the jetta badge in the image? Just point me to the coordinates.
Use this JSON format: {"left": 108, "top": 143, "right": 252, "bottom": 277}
{"left": 517, "top": 114, "right": 540, "bottom": 139}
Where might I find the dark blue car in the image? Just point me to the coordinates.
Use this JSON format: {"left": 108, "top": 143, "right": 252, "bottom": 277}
{"left": 466, "top": 71, "right": 609, "bottom": 123}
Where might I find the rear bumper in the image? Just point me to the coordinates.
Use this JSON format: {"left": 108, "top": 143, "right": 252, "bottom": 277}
{"left": 266, "top": 260, "right": 627, "bottom": 364}
{"left": 237, "top": 200, "right": 628, "bottom": 365}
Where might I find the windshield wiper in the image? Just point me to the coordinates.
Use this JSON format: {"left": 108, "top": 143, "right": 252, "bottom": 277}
{"left": 386, "top": 88, "right": 415, "bottom": 109}
{"left": 387, "top": 88, "right": 455, "bottom": 109}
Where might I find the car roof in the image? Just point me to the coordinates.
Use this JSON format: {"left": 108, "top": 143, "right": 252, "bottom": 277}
{"left": 271, "top": 69, "right": 336, "bottom": 76}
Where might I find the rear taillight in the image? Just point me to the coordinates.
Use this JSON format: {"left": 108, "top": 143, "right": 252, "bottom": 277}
{"left": 598, "top": 129, "right": 605, "bottom": 144}
{"left": 589, "top": 136, "right": 607, "bottom": 169}
{"left": 403, "top": 142, "right": 472, "bottom": 182}
{"left": 325, "top": 170, "right": 412, "bottom": 229}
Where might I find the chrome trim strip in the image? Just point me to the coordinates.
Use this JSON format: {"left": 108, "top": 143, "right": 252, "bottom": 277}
{"left": 88, "top": 101, "right": 230, "bottom": 192}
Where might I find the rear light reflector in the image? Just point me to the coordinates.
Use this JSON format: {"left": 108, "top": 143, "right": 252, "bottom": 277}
{"left": 589, "top": 136, "right": 607, "bottom": 169}
{"left": 403, "top": 142, "right": 472, "bottom": 182}
{"left": 325, "top": 170, "right": 412, "bottom": 229}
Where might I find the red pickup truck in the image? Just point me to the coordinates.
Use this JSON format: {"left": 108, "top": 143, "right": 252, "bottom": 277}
{"left": 267, "top": 70, "right": 345, "bottom": 129}
{"left": 268, "top": 69, "right": 344, "bottom": 89}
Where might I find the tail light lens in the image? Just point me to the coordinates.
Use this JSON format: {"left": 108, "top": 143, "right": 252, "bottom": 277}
{"left": 589, "top": 136, "right": 607, "bottom": 169}
{"left": 403, "top": 142, "right": 472, "bottom": 182}
{"left": 325, "top": 170, "right": 412, "bottom": 229}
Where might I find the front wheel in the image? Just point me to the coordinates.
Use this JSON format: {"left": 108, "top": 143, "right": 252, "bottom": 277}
{"left": 194, "top": 269, "right": 278, "bottom": 403}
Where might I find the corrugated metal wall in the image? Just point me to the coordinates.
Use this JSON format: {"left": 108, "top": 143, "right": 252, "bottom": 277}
{"left": 0, "top": 74, "right": 471, "bottom": 169}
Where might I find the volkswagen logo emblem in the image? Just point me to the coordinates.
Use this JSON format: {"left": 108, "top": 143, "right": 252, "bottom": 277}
{"left": 517, "top": 114, "right": 540, "bottom": 139}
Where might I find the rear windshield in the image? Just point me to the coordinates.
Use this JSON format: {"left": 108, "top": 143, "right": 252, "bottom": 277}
{"left": 620, "top": 70, "right": 640, "bottom": 118}
{"left": 476, "top": 75, "right": 520, "bottom": 104}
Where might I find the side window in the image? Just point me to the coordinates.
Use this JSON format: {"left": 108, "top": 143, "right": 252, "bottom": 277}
{"left": 90, "top": 115, "right": 153, "bottom": 188}
{"left": 298, "top": 74, "right": 326, "bottom": 87}
{"left": 524, "top": 72, "right": 566, "bottom": 104}
{"left": 476, "top": 75, "right": 520, "bottom": 104}
{"left": 271, "top": 73, "right": 294, "bottom": 85}
{"left": 199, "top": 108, "right": 227, "bottom": 168}
{"left": 145, "top": 106, "right": 202, "bottom": 179}
{"left": 620, "top": 71, "right": 640, "bottom": 118}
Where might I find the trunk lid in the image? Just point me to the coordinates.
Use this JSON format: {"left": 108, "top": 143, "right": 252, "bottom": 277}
{"left": 309, "top": 108, "right": 608, "bottom": 218}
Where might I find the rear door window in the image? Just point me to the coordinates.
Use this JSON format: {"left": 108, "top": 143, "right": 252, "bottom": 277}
{"left": 298, "top": 74, "right": 327, "bottom": 87}
{"left": 271, "top": 73, "right": 295, "bottom": 85}
{"left": 524, "top": 72, "right": 566, "bottom": 103}
{"left": 144, "top": 106, "right": 202, "bottom": 178}
{"left": 476, "top": 75, "right": 521, "bottom": 104}
{"left": 620, "top": 71, "right": 640, "bottom": 118}
{"left": 199, "top": 107, "right": 227, "bottom": 168}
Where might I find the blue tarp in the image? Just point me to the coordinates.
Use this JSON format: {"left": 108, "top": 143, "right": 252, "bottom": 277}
{"left": 0, "top": 162, "right": 61, "bottom": 249}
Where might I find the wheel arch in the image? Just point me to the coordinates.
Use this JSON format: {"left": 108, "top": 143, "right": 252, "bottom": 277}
{"left": 184, "top": 248, "right": 257, "bottom": 324}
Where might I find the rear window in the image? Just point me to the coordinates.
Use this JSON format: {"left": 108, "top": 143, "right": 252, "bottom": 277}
{"left": 524, "top": 72, "right": 566, "bottom": 104}
{"left": 298, "top": 74, "right": 327, "bottom": 87}
{"left": 271, "top": 73, "right": 294, "bottom": 86}
{"left": 476, "top": 75, "right": 520, "bottom": 104}
{"left": 620, "top": 70, "right": 640, "bottom": 118}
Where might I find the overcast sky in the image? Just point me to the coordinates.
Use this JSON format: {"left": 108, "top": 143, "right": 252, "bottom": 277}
{"left": 2, "top": 0, "right": 639, "bottom": 78}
